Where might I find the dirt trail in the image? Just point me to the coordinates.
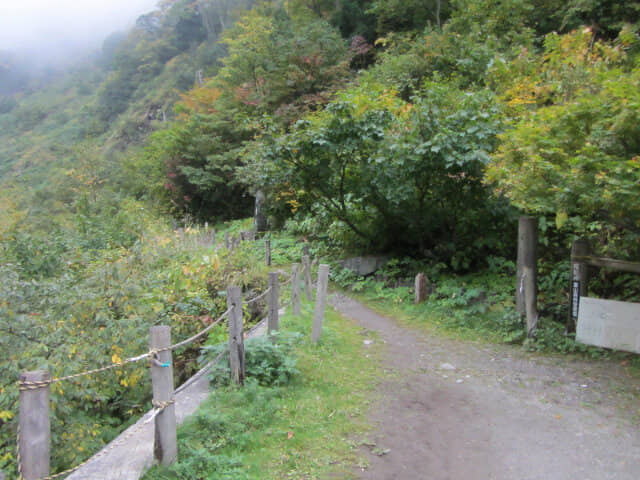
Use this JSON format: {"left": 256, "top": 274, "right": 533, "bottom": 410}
{"left": 329, "top": 294, "right": 640, "bottom": 480}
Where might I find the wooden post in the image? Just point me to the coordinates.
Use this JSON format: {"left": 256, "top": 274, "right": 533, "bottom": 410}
{"left": 265, "top": 238, "right": 271, "bottom": 266}
{"left": 568, "top": 238, "right": 591, "bottom": 332}
{"left": 18, "top": 370, "right": 50, "bottom": 480}
{"left": 224, "top": 232, "right": 230, "bottom": 249}
{"left": 227, "top": 286, "right": 245, "bottom": 385}
{"left": 414, "top": 273, "right": 429, "bottom": 304}
{"left": 0, "top": 469, "right": 5, "bottom": 480}
{"left": 516, "top": 217, "right": 538, "bottom": 317}
{"left": 291, "top": 263, "right": 301, "bottom": 315}
{"left": 149, "top": 326, "right": 177, "bottom": 466}
{"left": 311, "top": 265, "right": 330, "bottom": 343}
{"left": 302, "top": 244, "right": 310, "bottom": 257}
{"left": 268, "top": 272, "right": 279, "bottom": 334}
{"left": 302, "top": 255, "right": 312, "bottom": 301}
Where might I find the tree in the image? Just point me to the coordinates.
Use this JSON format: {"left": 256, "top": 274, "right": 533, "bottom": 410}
{"left": 247, "top": 82, "right": 514, "bottom": 267}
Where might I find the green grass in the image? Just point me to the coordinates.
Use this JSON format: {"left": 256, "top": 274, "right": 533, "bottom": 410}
{"left": 142, "top": 300, "right": 382, "bottom": 480}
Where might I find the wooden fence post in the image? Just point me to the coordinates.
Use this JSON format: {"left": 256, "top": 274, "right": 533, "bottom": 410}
{"left": 415, "top": 273, "right": 429, "bottom": 304}
{"left": 149, "top": 326, "right": 177, "bottom": 466}
{"left": 568, "top": 238, "right": 591, "bottom": 332}
{"left": 224, "top": 232, "right": 230, "bottom": 249}
{"left": 268, "top": 272, "right": 279, "bottom": 334}
{"left": 516, "top": 217, "right": 538, "bottom": 317}
{"left": 265, "top": 238, "right": 271, "bottom": 266}
{"left": 311, "top": 265, "right": 330, "bottom": 343}
{"left": 18, "top": 370, "right": 50, "bottom": 480}
{"left": 227, "top": 286, "right": 245, "bottom": 385}
{"left": 291, "top": 263, "right": 301, "bottom": 315}
{"left": 302, "top": 255, "right": 312, "bottom": 301}
{"left": 302, "top": 244, "right": 310, "bottom": 257}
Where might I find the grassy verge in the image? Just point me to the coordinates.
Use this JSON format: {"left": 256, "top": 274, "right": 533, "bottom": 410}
{"left": 142, "top": 300, "right": 382, "bottom": 480}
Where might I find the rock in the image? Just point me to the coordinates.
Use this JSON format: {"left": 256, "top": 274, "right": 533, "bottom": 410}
{"left": 439, "top": 363, "right": 456, "bottom": 371}
{"left": 341, "top": 256, "right": 389, "bottom": 276}
{"left": 363, "top": 340, "right": 374, "bottom": 345}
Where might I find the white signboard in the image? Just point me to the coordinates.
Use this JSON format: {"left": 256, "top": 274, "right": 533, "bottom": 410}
{"left": 576, "top": 297, "right": 640, "bottom": 354}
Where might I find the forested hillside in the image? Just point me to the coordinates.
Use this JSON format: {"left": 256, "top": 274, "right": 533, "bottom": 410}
{"left": 1, "top": 0, "right": 639, "bottom": 477}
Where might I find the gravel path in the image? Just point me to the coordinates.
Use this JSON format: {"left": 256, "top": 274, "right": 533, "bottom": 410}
{"left": 329, "top": 294, "right": 640, "bottom": 480}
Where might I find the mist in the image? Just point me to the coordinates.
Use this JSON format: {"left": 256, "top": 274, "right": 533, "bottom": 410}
{"left": 0, "top": 0, "right": 160, "bottom": 68}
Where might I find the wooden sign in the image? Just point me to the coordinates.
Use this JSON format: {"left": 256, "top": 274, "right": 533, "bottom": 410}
{"left": 576, "top": 297, "right": 640, "bottom": 354}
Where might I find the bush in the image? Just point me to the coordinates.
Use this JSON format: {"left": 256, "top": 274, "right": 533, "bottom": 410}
{"left": 202, "top": 332, "right": 302, "bottom": 387}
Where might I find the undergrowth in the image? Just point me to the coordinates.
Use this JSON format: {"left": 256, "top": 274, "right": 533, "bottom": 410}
{"left": 142, "top": 301, "right": 381, "bottom": 480}
{"left": 332, "top": 256, "right": 640, "bottom": 371}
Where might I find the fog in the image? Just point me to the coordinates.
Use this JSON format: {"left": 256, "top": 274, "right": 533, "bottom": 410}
{"left": 0, "top": 0, "right": 160, "bottom": 67}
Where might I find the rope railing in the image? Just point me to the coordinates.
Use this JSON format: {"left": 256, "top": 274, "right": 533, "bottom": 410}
{"left": 245, "top": 287, "right": 271, "bottom": 306}
{"left": 14, "top": 258, "right": 316, "bottom": 480}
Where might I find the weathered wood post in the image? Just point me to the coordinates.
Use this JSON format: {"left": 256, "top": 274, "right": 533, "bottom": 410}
{"left": 265, "top": 237, "right": 271, "bottom": 266}
{"left": 255, "top": 190, "right": 267, "bottom": 232}
{"left": 568, "top": 238, "right": 591, "bottom": 332}
{"left": 302, "top": 244, "right": 310, "bottom": 257}
{"left": 18, "top": 370, "right": 50, "bottom": 480}
{"left": 227, "top": 286, "right": 245, "bottom": 385}
{"left": 415, "top": 273, "right": 429, "bottom": 304}
{"left": 224, "top": 232, "right": 230, "bottom": 250}
{"left": 149, "top": 326, "right": 177, "bottom": 466}
{"left": 302, "top": 255, "right": 312, "bottom": 301}
{"left": 1, "top": 468, "right": 5, "bottom": 479}
{"left": 268, "top": 272, "right": 279, "bottom": 334}
{"left": 311, "top": 265, "right": 330, "bottom": 343}
{"left": 291, "top": 263, "right": 301, "bottom": 315}
{"left": 516, "top": 217, "right": 538, "bottom": 318}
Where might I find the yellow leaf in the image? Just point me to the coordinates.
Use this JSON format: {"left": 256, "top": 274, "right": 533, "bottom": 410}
{"left": 112, "top": 354, "right": 122, "bottom": 364}
{"left": 555, "top": 211, "right": 568, "bottom": 229}
{"left": 0, "top": 410, "right": 14, "bottom": 421}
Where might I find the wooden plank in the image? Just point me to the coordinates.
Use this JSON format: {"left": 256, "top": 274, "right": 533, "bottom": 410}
{"left": 581, "top": 256, "right": 640, "bottom": 274}
{"left": 19, "top": 370, "right": 50, "bottom": 480}
{"left": 576, "top": 297, "right": 640, "bottom": 354}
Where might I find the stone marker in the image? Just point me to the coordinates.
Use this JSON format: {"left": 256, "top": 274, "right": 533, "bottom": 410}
{"left": 576, "top": 297, "right": 640, "bottom": 354}
{"left": 415, "top": 273, "right": 429, "bottom": 304}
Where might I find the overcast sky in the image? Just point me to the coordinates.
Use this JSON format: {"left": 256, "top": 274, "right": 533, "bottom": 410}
{"left": 0, "top": 0, "right": 160, "bottom": 64}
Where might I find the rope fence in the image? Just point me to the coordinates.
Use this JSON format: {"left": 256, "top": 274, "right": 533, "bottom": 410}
{"left": 12, "top": 241, "right": 323, "bottom": 480}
